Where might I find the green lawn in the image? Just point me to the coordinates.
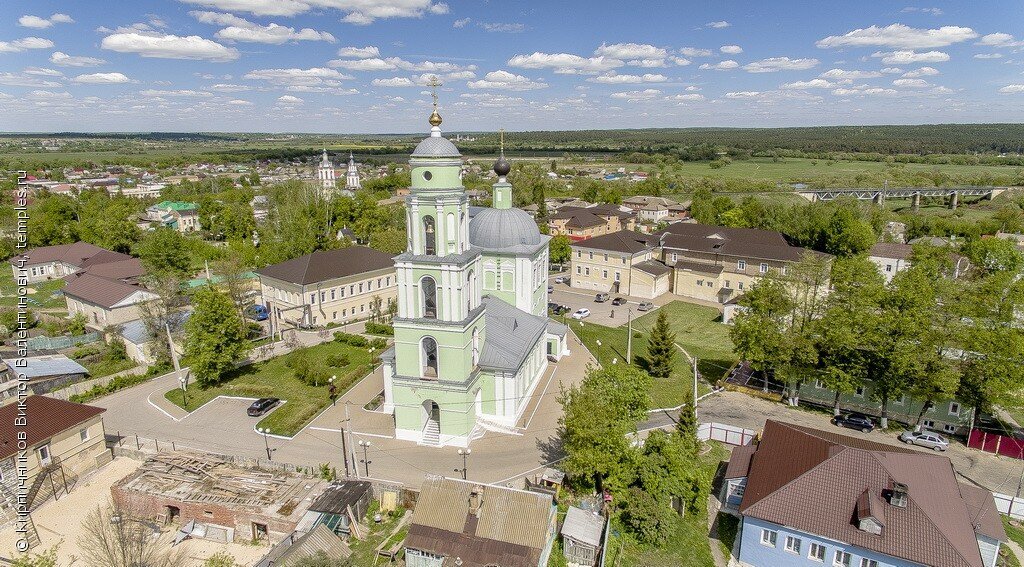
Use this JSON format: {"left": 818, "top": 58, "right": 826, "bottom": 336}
{"left": 0, "top": 277, "right": 68, "bottom": 309}
{"left": 565, "top": 301, "right": 737, "bottom": 408}
{"left": 604, "top": 442, "right": 729, "bottom": 567}
{"left": 164, "top": 341, "right": 375, "bottom": 436}
{"left": 1002, "top": 517, "right": 1024, "bottom": 567}
{"left": 347, "top": 502, "right": 410, "bottom": 565}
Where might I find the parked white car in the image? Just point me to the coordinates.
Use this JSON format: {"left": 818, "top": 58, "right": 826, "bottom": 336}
{"left": 571, "top": 308, "right": 591, "bottom": 320}
{"left": 898, "top": 430, "right": 949, "bottom": 451}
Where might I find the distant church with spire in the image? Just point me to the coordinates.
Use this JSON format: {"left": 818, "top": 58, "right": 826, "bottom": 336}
{"left": 380, "top": 81, "right": 570, "bottom": 448}
{"left": 315, "top": 149, "right": 360, "bottom": 198}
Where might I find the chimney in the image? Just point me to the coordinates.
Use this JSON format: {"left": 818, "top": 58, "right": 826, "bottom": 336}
{"left": 468, "top": 485, "right": 485, "bottom": 517}
{"left": 889, "top": 482, "right": 908, "bottom": 508}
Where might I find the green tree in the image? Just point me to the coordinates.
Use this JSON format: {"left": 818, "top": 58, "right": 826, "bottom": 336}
{"left": 135, "top": 228, "right": 193, "bottom": 277}
{"left": 646, "top": 310, "right": 676, "bottom": 380}
{"left": 11, "top": 546, "right": 58, "bottom": 567}
{"left": 548, "top": 234, "right": 571, "bottom": 265}
{"left": 958, "top": 270, "right": 1024, "bottom": 412}
{"left": 675, "top": 390, "right": 699, "bottom": 458}
{"left": 620, "top": 485, "right": 675, "bottom": 545}
{"left": 558, "top": 365, "right": 652, "bottom": 492}
{"left": 962, "top": 237, "right": 1023, "bottom": 274}
{"left": 202, "top": 552, "right": 237, "bottom": 567}
{"left": 184, "top": 287, "right": 248, "bottom": 386}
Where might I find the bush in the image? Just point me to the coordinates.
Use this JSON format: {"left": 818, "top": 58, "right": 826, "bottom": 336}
{"left": 71, "top": 345, "right": 102, "bottom": 360}
{"left": 293, "top": 355, "right": 329, "bottom": 387}
{"left": 364, "top": 322, "right": 394, "bottom": 336}
{"left": 369, "top": 337, "right": 388, "bottom": 351}
{"left": 68, "top": 313, "right": 88, "bottom": 336}
{"left": 333, "top": 332, "right": 368, "bottom": 347}
{"left": 325, "top": 354, "right": 350, "bottom": 367}
{"left": 620, "top": 487, "right": 675, "bottom": 546}
{"left": 105, "top": 338, "right": 128, "bottom": 362}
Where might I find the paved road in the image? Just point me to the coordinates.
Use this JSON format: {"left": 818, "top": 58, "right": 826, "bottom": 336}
{"left": 644, "top": 389, "right": 1024, "bottom": 496}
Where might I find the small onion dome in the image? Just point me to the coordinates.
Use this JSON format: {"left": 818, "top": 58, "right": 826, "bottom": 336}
{"left": 493, "top": 154, "right": 511, "bottom": 177}
{"left": 429, "top": 108, "right": 442, "bottom": 127}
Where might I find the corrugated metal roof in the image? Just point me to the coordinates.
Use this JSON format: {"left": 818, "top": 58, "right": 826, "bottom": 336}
{"left": 409, "top": 477, "right": 554, "bottom": 553}
{"left": 739, "top": 420, "right": 1004, "bottom": 567}
{"left": 477, "top": 296, "right": 548, "bottom": 372}
{"left": 561, "top": 507, "right": 604, "bottom": 547}
{"left": 2, "top": 354, "right": 88, "bottom": 378}
{"left": 256, "top": 246, "right": 394, "bottom": 285}
{"left": 0, "top": 396, "right": 104, "bottom": 458}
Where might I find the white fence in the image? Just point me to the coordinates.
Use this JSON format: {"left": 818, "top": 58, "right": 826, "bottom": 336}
{"left": 698, "top": 422, "right": 757, "bottom": 446}
{"left": 992, "top": 492, "right": 1024, "bottom": 520}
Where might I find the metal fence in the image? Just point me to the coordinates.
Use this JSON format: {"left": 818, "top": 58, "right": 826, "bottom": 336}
{"left": 992, "top": 492, "right": 1024, "bottom": 520}
{"left": 697, "top": 422, "right": 758, "bottom": 446}
{"left": 26, "top": 332, "right": 101, "bottom": 351}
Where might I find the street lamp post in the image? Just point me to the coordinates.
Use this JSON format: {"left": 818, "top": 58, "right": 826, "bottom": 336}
{"left": 358, "top": 440, "right": 371, "bottom": 477}
{"left": 456, "top": 448, "right": 471, "bottom": 480}
{"left": 258, "top": 428, "right": 272, "bottom": 460}
{"left": 328, "top": 375, "right": 337, "bottom": 406}
{"left": 179, "top": 375, "right": 188, "bottom": 408}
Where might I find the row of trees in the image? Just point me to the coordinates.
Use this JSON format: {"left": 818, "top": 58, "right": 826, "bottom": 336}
{"left": 730, "top": 242, "right": 1024, "bottom": 426}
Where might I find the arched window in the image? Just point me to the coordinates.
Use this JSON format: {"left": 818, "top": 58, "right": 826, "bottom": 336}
{"left": 446, "top": 212, "right": 456, "bottom": 244}
{"left": 423, "top": 215, "right": 436, "bottom": 255}
{"left": 421, "top": 276, "right": 437, "bottom": 319}
{"left": 466, "top": 270, "right": 476, "bottom": 313}
{"left": 422, "top": 337, "right": 438, "bottom": 378}
{"left": 472, "top": 327, "right": 480, "bottom": 366}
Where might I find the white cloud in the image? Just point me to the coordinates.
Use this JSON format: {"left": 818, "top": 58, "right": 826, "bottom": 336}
{"left": 49, "top": 51, "right": 107, "bottom": 67}
{"left": 901, "top": 7, "right": 943, "bottom": 15}
{"left": 998, "top": 84, "right": 1024, "bottom": 94}
{"left": 18, "top": 13, "right": 74, "bottom": 29}
{"left": 902, "top": 66, "right": 939, "bottom": 77}
{"left": 724, "top": 91, "right": 762, "bottom": 99}
{"left": 227, "top": 99, "right": 253, "bottom": 105}
{"left": 680, "top": 47, "right": 712, "bottom": 57}
{"left": 181, "top": 0, "right": 449, "bottom": 22}
{"left": 595, "top": 43, "right": 667, "bottom": 60}
{"left": 508, "top": 52, "right": 622, "bottom": 74}
{"left": 24, "top": 67, "right": 63, "bottom": 77}
{"left": 706, "top": 21, "right": 730, "bottom": 28}
{"left": 974, "top": 53, "right": 1003, "bottom": 59}
{"left": 453, "top": 17, "right": 471, "bottom": 28}
{"left": 0, "top": 73, "right": 62, "bottom": 87}
{"left": 977, "top": 33, "right": 1024, "bottom": 47}
{"left": 244, "top": 67, "right": 351, "bottom": 86}
{"left": 276, "top": 94, "right": 303, "bottom": 104}
{"left": 881, "top": 67, "right": 903, "bottom": 74}
{"left": 667, "top": 93, "right": 704, "bottom": 101}
{"left": 587, "top": 73, "right": 668, "bottom": 84}
{"left": 669, "top": 56, "right": 691, "bottom": 66}
{"left": 720, "top": 45, "right": 743, "bottom": 54}
{"left": 628, "top": 59, "right": 668, "bottom": 68}
{"left": 478, "top": 22, "right": 525, "bottom": 33}
{"left": 699, "top": 60, "right": 738, "bottom": 71}
{"left": 329, "top": 56, "right": 473, "bottom": 73}
{"left": 780, "top": 79, "right": 836, "bottom": 89}
{"left": 0, "top": 37, "right": 55, "bottom": 53}
{"left": 101, "top": 32, "right": 239, "bottom": 61}
{"left": 73, "top": 72, "right": 134, "bottom": 84}
{"left": 742, "top": 57, "right": 819, "bottom": 73}
{"left": 189, "top": 11, "right": 336, "bottom": 44}
{"left": 208, "top": 83, "right": 252, "bottom": 92}
{"left": 872, "top": 50, "right": 949, "bottom": 64}
{"left": 467, "top": 70, "right": 546, "bottom": 90}
{"left": 816, "top": 24, "right": 977, "bottom": 49}
{"left": 372, "top": 77, "right": 415, "bottom": 87}
{"left": 831, "top": 86, "right": 898, "bottom": 96}
{"left": 892, "top": 78, "right": 929, "bottom": 87}
{"left": 139, "top": 89, "right": 214, "bottom": 97}
{"left": 610, "top": 88, "right": 662, "bottom": 101}
{"left": 337, "top": 46, "right": 380, "bottom": 58}
{"left": 819, "top": 68, "right": 882, "bottom": 80}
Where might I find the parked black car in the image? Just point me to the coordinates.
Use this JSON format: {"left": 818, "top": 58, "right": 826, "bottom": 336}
{"left": 832, "top": 412, "right": 874, "bottom": 432}
{"left": 547, "top": 303, "right": 570, "bottom": 315}
{"left": 611, "top": 297, "right": 627, "bottom": 306}
{"left": 247, "top": 397, "right": 280, "bottom": 417}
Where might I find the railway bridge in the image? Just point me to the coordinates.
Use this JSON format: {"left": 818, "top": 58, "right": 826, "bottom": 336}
{"left": 795, "top": 186, "right": 1010, "bottom": 210}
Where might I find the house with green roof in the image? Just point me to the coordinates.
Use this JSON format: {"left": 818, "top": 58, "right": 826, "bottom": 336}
{"left": 146, "top": 201, "right": 201, "bottom": 233}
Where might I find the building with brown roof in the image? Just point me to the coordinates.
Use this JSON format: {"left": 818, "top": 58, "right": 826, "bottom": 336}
{"left": 404, "top": 476, "right": 557, "bottom": 567}
{"left": 869, "top": 241, "right": 971, "bottom": 283}
{"left": 568, "top": 230, "right": 669, "bottom": 298}
{"left": 725, "top": 420, "right": 1005, "bottom": 567}
{"left": 63, "top": 272, "right": 159, "bottom": 328}
{"left": 9, "top": 241, "right": 109, "bottom": 284}
{"left": 0, "top": 396, "right": 109, "bottom": 512}
{"left": 547, "top": 204, "right": 636, "bottom": 242}
{"left": 256, "top": 246, "right": 397, "bottom": 328}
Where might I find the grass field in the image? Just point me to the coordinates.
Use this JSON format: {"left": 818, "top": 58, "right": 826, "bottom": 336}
{"left": 565, "top": 301, "right": 737, "bottom": 409}
{"left": 604, "top": 442, "right": 729, "bottom": 567}
{"left": 0, "top": 277, "right": 67, "bottom": 309}
{"left": 165, "top": 340, "right": 374, "bottom": 436}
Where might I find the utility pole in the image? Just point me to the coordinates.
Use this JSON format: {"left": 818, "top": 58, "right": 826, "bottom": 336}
{"left": 340, "top": 420, "right": 350, "bottom": 477}
{"left": 626, "top": 308, "right": 633, "bottom": 365}
{"left": 345, "top": 402, "right": 358, "bottom": 479}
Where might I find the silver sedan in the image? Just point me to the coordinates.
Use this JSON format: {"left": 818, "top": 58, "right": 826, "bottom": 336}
{"left": 898, "top": 430, "right": 949, "bottom": 451}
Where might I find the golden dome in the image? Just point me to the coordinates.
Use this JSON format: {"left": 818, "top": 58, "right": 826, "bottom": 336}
{"left": 429, "top": 108, "right": 442, "bottom": 127}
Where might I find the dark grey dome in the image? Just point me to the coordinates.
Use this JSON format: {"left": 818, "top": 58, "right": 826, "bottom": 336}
{"left": 469, "top": 207, "right": 543, "bottom": 250}
{"left": 493, "top": 155, "right": 511, "bottom": 176}
{"left": 411, "top": 135, "right": 461, "bottom": 158}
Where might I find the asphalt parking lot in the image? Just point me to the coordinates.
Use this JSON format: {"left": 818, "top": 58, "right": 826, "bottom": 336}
{"left": 546, "top": 276, "right": 662, "bottom": 327}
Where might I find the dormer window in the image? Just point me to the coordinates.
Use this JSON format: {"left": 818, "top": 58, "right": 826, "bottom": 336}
{"left": 855, "top": 489, "right": 885, "bottom": 535}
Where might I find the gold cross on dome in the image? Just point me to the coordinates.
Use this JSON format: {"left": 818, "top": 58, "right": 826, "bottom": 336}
{"left": 427, "top": 75, "right": 442, "bottom": 109}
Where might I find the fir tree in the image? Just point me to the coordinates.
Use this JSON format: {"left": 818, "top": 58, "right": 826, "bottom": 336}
{"left": 646, "top": 310, "right": 676, "bottom": 379}
{"left": 676, "top": 389, "right": 699, "bottom": 458}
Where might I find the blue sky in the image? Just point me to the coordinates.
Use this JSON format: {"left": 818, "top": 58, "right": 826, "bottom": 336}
{"left": 1, "top": 0, "right": 1023, "bottom": 133}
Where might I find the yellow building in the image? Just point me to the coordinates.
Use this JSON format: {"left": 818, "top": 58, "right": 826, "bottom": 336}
{"left": 569, "top": 231, "right": 670, "bottom": 299}
{"left": 548, "top": 204, "right": 636, "bottom": 242}
{"left": 256, "top": 246, "right": 398, "bottom": 328}
{"left": 0, "top": 396, "right": 110, "bottom": 512}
